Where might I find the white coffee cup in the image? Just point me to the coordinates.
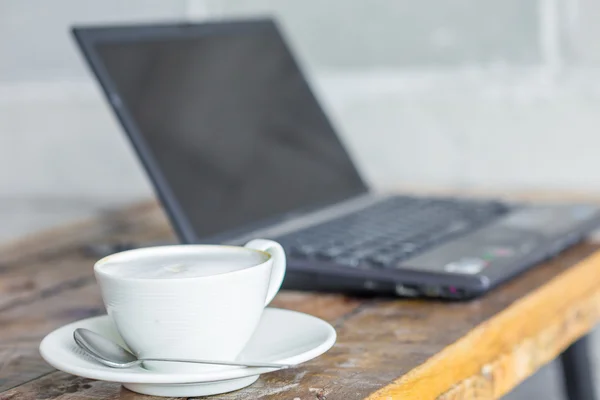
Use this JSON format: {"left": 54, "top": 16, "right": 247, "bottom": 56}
{"left": 93, "top": 239, "right": 286, "bottom": 373}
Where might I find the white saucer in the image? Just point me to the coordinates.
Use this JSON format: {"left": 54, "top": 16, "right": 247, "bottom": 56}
{"left": 40, "top": 308, "right": 336, "bottom": 397}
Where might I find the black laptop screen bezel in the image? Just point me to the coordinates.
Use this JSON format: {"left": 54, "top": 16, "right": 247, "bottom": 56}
{"left": 72, "top": 19, "right": 368, "bottom": 243}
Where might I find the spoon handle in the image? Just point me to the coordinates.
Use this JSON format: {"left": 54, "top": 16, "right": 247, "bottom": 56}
{"left": 140, "top": 357, "right": 292, "bottom": 369}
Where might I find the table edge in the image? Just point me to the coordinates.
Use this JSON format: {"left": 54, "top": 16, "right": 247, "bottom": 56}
{"left": 366, "top": 250, "right": 600, "bottom": 400}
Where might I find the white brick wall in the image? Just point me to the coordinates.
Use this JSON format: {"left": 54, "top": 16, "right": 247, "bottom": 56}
{"left": 0, "top": 0, "right": 189, "bottom": 82}
{"left": 1, "top": 0, "right": 600, "bottom": 237}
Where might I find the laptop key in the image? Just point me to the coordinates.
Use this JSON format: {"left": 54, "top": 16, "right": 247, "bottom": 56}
{"left": 335, "top": 256, "right": 361, "bottom": 268}
{"left": 369, "top": 254, "right": 397, "bottom": 267}
{"left": 399, "top": 243, "right": 417, "bottom": 253}
{"left": 316, "top": 247, "right": 345, "bottom": 260}
{"left": 291, "top": 244, "right": 318, "bottom": 258}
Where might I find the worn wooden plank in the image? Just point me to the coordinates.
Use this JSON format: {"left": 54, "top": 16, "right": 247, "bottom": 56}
{"left": 0, "top": 344, "right": 54, "bottom": 394}
{"left": 271, "top": 291, "right": 363, "bottom": 324}
{"left": 369, "top": 246, "right": 600, "bottom": 400}
{"left": 0, "top": 200, "right": 171, "bottom": 268}
{"left": 0, "top": 276, "right": 104, "bottom": 392}
{"left": 0, "top": 371, "right": 180, "bottom": 400}
{"left": 0, "top": 199, "right": 363, "bottom": 394}
{"left": 191, "top": 243, "right": 600, "bottom": 400}
{"left": 1, "top": 246, "right": 599, "bottom": 399}
{"left": 1, "top": 198, "right": 600, "bottom": 399}
{"left": 0, "top": 275, "right": 359, "bottom": 394}
{"left": 0, "top": 252, "right": 360, "bottom": 393}
{"left": 0, "top": 257, "right": 94, "bottom": 314}
{"left": 0, "top": 202, "right": 173, "bottom": 317}
{"left": 0, "top": 200, "right": 361, "bottom": 392}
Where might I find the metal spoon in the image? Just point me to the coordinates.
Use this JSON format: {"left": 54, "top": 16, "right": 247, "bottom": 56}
{"left": 73, "top": 328, "right": 292, "bottom": 370}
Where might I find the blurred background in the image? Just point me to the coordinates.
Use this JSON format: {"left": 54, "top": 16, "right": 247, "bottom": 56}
{"left": 1, "top": 1, "right": 600, "bottom": 398}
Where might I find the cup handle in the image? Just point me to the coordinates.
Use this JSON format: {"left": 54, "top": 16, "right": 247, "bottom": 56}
{"left": 244, "top": 239, "right": 286, "bottom": 306}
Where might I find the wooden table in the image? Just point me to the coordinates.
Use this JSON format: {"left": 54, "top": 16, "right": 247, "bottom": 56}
{"left": 0, "top": 201, "right": 599, "bottom": 400}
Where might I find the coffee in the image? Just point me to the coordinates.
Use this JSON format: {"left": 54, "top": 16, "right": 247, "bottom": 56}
{"left": 98, "top": 251, "right": 267, "bottom": 279}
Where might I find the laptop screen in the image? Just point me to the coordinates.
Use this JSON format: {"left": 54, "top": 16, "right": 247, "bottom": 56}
{"left": 78, "top": 21, "right": 366, "bottom": 241}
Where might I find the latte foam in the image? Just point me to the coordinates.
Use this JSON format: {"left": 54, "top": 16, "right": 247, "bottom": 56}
{"left": 98, "top": 250, "right": 266, "bottom": 279}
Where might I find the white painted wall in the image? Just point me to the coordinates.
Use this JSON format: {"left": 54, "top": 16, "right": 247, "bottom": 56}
{"left": 1, "top": 0, "right": 600, "bottom": 239}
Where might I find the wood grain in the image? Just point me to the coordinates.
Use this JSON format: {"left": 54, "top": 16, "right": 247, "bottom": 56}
{"left": 0, "top": 211, "right": 361, "bottom": 395}
{"left": 0, "top": 371, "right": 180, "bottom": 400}
{"left": 270, "top": 291, "right": 363, "bottom": 324}
{"left": 0, "top": 200, "right": 171, "bottom": 267}
{"left": 0, "top": 200, "right": 599, "bottom": 399}
{"left": 368, "top": 248, "right": 600, "bottom": 400}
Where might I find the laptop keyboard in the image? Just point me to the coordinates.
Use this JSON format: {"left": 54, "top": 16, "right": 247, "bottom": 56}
{"left": 273, "top": 196, "right": 510, "bottom": 268}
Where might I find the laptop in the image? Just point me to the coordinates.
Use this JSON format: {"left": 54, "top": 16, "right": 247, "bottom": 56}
{"left": 72, "top": 19, "right": 600, "bottom": 299}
